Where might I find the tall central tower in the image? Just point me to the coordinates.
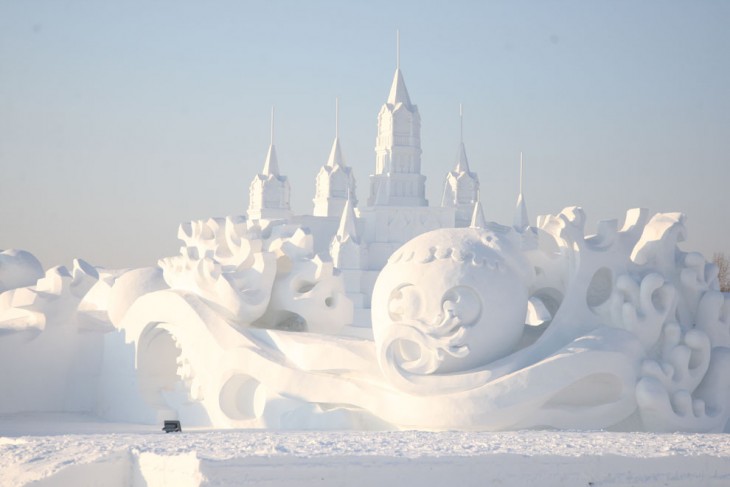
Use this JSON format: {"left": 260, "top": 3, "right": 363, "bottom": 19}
{"left": 367, "top": 35, "right": 427, "bottom": 207}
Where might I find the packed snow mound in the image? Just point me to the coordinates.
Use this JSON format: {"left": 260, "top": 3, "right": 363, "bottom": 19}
{"left": 1, "top": 208, "right": 729, "bottom": 432}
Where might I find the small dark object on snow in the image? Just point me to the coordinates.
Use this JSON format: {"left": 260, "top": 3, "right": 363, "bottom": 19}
{"left": 162, "top": 420, "right": 182, "bottom": 433}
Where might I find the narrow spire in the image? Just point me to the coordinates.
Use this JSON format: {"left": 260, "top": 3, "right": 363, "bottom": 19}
{"left": 336, "top": 190, "right": 360, "bottom": 244}
{"left": 270, "top": 106, "right": 275, "bottom": 145}
{"left": 520, "top": 151, "right": 524, "bottom": 194}
{"left": 453, "top": 104, "right": 470, "bottom": 172}
{"left": 387, "top": 29, "right": 412, "bottom": 107}
{"left": 327, "top": 98, "right": 345, "bottom": 168}
{"left": 262, "top": 107, "right": 279, "bottom": 176}
{"left": 326, "top": 138, "right": 344, "bottom": 168}
{"left": 335, "top": 97, "right": 339, "bottom": 139}
{"left": 455, "top": 142, "right": 470, "bottom": 173}
{"left": 387, "top": 69, "right": 412, "bottom": 106}
{"left": 470, "top": 190, "right": 487, "bottom": 229}
{"left": 513, "top": 152, "right": 529, "bottom": 230}
{"left": 459, "top": 103, "right": 463, "bottom": 144}
{"left": 440, "top": 179, "right": 449, "bottom": 207}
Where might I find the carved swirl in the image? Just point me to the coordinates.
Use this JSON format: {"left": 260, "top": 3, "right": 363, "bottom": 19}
{"left": 379, "top": 284, "right": 482, "bottom": 390}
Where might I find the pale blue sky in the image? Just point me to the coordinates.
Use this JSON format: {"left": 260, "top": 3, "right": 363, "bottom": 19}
{"left": 1, "top": 0, "right": 728, "bottom": 269}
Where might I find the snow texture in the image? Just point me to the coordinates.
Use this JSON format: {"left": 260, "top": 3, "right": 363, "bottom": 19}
{"left": 2, "top": 414, "right": 730, "bottom": 486}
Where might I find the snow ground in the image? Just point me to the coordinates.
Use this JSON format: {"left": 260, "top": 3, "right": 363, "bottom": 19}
{"left": 1, "top": 414, "right": 730, "bottom": 487}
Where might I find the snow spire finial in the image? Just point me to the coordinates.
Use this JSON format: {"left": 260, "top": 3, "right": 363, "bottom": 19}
{"left": 336, "top": 187, "right": 360, "bottom": 244}
{"left": 326, "top": 100, "right": 345, "bottom": 168}
{"left": 270, "top": 106, "right": 275, "bottom": 146}
{"left": 396, "top": 29, "right": 400, "bottom": 69}
{"left": 261, "top": 106, "right": 280, "bottom": 176}
{"left": 459, "top": 103, "right": 464, "bottom": 144}
{"left": 453, "top": 104, "right": 470, "bottom": 173}
{"left": 470, "top": 188, "right": 487, "bottom": 229}
{"left": 519, "top": 151, "right": 524, "bottom": 194}
{"left": 513, "top": 152, "right": 529, "bottom": 230}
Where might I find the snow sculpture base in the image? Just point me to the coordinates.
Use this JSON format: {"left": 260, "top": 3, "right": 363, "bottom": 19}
{"left": 1, "top": 207, "right": 730, "bottom": 432}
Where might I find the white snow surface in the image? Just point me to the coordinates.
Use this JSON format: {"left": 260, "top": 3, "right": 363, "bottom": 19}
{"left": 2, "top": 414, "right": 730, "bottom": 487}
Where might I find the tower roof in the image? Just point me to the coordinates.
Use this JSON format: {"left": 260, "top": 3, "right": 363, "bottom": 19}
{"left": 336, "top": 194, "right": 360, "bottom": 244}
{"left": 387, "top": 68, "right": 412, "bottom": 108}
{"left": 261, "top": 106, "right": 280, "bottom": 176}
{"left": 470, "top": 199, "right": 487, "bottom": 229}
{"left": 454, "top": 142, "right": 470, "bottom": 173}
{"left": 262, "top": 144, "right": 279, "bottom": 176}
{"left": 326, "top": 137, "right": 345, "bottom": 168}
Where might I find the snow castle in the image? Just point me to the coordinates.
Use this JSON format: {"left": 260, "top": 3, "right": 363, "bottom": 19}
{"left": 245, "top": 59, "right": 485, "bottom": 329}
{"left": 2, "top": 44, "right": 730, "bottom": 433}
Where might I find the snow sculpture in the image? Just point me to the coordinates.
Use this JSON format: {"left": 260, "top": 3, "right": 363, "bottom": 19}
{"left": 313, "top": 99, "right": 357, "bottom": 217}
{"left": 441, "top": 106, "right": 479, "bottom": 227}
{"left": 0, "top": 249, "right": 44, "bottom": 293}
{"left": 362, "top": 208, "right": 729, "bottom": 431}
{"left": 157, "top": 216, "right": 352, "bottom": 334}
{"left": 513, "top": 152, "right": 529, "bottom": 231}
{"left": 0, "top": 257, "right": 110, "bottom": 413}
{"left": 247, "top": 109, "right": 291, "bottom": 221}
{"left": 5, "top": 38, "right": 727, "bottom": 432}
{"left": 100, "top": 207, "right": 729, "bottom": 431}
{"left": 368, "top": 65, "right": 427, "bottom": 207}
{"left": 1, "top": 207, "right": 729, "bottom": 432}
{"left": 372, "top": 226, "right": 530, "bottom": 378}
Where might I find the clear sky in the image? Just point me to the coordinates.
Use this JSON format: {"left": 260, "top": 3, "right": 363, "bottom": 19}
{"left": 1, "top": 0, "right": 728, "bottom": 269}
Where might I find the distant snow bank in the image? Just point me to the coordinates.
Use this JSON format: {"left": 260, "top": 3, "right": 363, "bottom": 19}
{"left": 2, "top": 415, "right": 730, "bottom": 487}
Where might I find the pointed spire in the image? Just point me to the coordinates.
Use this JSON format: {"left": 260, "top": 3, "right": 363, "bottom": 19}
{"left": 262, "top": 107, "right": 279, "bottom": 175}
{"left": 459, "top": 103, "right": 463, "bottom": 143}
{"left": 326, "top": 98, "right": 345, "bottom": 168}
{"left": 326, "top": 138, "right": 345, "bottom": 168}
{"left": 471, "top": 200, "right": 487, "bottom": 229}
{"left": 387, "top": 31, "right": 412, "bottom": 107}
{"left": 336, "top": 190, "right": 360, "bottom": 244}
{"left": 520, "top": 150, "right": 524, "bottom": 194}
{"left": 470, "top": 190, "right": 487, "bottom": 228}
{"left": 454, "top": 105, "right": 471, "bottom": 173}
{"left": 513, "top": 152, "right": 530, "bottom": 230}
{"left": 262, "top": 145, "right": 279, "bottom": 176}
{"left": 454, "top": 143, "right": 470, "bottom": 173}
{"left": 387, "top": 69, "right": 412, "bottom": 107}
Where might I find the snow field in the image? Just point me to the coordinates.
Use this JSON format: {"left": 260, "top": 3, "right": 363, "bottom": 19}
{"left": 2, "top": 422, "right": 730, "bottom": 487}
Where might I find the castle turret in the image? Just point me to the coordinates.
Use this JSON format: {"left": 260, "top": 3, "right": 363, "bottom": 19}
{"left": 367, "top": 33, "right": 427, "bottom": 207}
{"left": 442, "top": 105, "right": 479, "bottom": 227}
{"left": 313, "top": 99, "right": 357, "bottom": 217}
{"left": 330, "top": 192, "right": 369, "bottom": 325}
{"left": 247, "top": 108, "right": 292, "bottom": 221}
{"left": 358, "top": 33, "right": 455, "bottom": 272}
{"left": 330, "top": 192, "right": 365, "bottom": 269}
